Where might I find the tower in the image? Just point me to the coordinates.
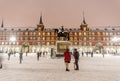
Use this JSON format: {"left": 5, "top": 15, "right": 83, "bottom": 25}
{"left": 37, "top": 14, "right": 44, "bottom": 31}
{"left": 1, "top": 19, "right": 4, "bottom": 28}
{"left": 80, "top": 12, "right": 88, "bottom": 31}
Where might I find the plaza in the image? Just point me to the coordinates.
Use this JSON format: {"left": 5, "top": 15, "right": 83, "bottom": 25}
{"left": 0, "top": 53, "right": 120, "bottom": 81}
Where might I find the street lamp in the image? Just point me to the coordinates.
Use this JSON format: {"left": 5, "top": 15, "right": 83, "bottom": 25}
{"left": 10, "top": 36, "right": 16, "bottom": 42}
{"left": 112, "top": 37, "right": 120, "bottom": 54}
{"left": 10, "top": 36, "right": 16, "bottom": 53}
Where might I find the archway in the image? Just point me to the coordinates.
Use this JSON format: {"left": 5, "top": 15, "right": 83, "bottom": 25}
{"left": 93, "top": 42, "right": 105, "bottom": 57}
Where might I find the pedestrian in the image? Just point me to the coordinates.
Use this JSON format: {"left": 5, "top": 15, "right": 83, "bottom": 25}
{"left": 19, "top": 51, "right": 23, "bottom": 64}
{"left": 43, "top": 51, "right": 45, "bottom": 56}
{"left": 64, "top": 48, "right": 71, "bottom": 71}
{"left": 73, "top": 49, "right": 79, "bottom": 70}
{"left": 39, "top": 52, "right": 42, "bottom": 57}
{"left": 91, "top": 52, "right": 93, "bottom": 57}
{"left": 82, "top": 52, "right": 84, "bottom": 56}
{"left": 26, "top": 51, "right": 28, "bottom": 56}
{"left": 8, "top": 52, "right": 11, "bottom": 60}
{"left": 86, "top": 52, "right": 88, "bottom": 57}
{"left": 0, "top": 54, "right": 3, "bottom": 69}
{"left": 37, "top": 52, "right": 40, "bottom": 61}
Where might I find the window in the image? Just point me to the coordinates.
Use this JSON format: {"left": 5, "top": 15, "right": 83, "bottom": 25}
{"left": 47, "top": 32, "right": 50, "bottom": 35}
{"left": 84, "top": 32, "right": 86, "bottom": 35}
{"left": 84, "top": 42, "right": 86, "bottom": 46}
{"left": 92, "top": 32, "right": 94, "bottom": 35}
{"left": 25, "top": 37, "right": 28, "bottom": 40}
{"left": 46, "top": 37, "right": 50, "bottom": 40}
{"left": 43, "top": 32, "right": 45, "bottom": 35}
{"left": 74, "top": 32, "right": 77, "bottom": 35}
{"left": 106, "top": 32, "right": 109, "bottom": 36}
{"left": 74, "top": 37, "right": 77, "bottom": 40}
{"left": 84, "top": 37, "right": 86, "bottom": 41}
{"left": 79, "top": 32, "right": 81, "bottom": 35}
{"left": 25, "top": 32, "right": 28, "bottom": 35}
{"left": 2, "top": 42, "right": 4, "bottom": 45}
{"left": 43, "top": 37, "right": 45, "bottom": 40}
{"left": 30, "top": 37, "right": 32, "bottom": 40}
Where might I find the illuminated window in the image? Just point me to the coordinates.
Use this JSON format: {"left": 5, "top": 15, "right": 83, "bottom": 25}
{"left": 75, "top": 42, "right": 77, "bottom": 45}
{"left": 51, "top": 32, "right": 55, "bottom": 35}
{"left": 47, "top": 42, "right": 50, "bottom": 45}
{"left": 97, "top": 32, "right": 100, "bottom": 35}
{"left": 2, "top": 42, "right": 4, "bottom": 45}
{"left": 43, "top": 32, "right": 45, "bottom": 35}
{"left": 38, "top": 32, "right": 41, "bottom": 35}
{"left": 74, "top": 32, "right": 77, "bottom": 35}
{"left": 103, "top": 37, "right": 106, "bottom": 40}
{"left": 106, "top": 32, "right": 109, "bottom": 35}
{"left": 70, "top": 37, "right": 73, "bottom": 40}
{"left": 84, "top": 42, "right": 86, "bottom": 46}
{"left": 107, "top": 43, "right": 109, "bottom": 46}
{"left": 84, "top": 37, "right": 86, "bottom": 41}
{"left": 38, "top": 37, "right": 40, "bottom": 40}
{"left": 89, "top": 42, "right": 92, "bottom": 46}
{"left": 43, "top": 37, "right": 45, "bottom": 40}
{"left": 47, "top": 32, "right": 50, "bottom": 35}
{"left": 46, "top": 37, "right": 50, "bottom": 40}
{"left": 34, "top": 32, "right": 36, "bottom": 35}
{"left": 74, "top": 37, "right": 77, "bottom": 40}
{"left": 84, "top": 32, "right": 86, "bottom": 35}
{"left": 79, "top": 32, "right": 81, "bottom": 35}
{"left": 92, "top": 32, "right": 94, "bottom": 35}
{"left": 89, "top": 37, "right": 91, "bottom": 40}
{"left": 51, "top": 37, "right": 54, "bottom": 40}
{"left": 17, "top": 42, "right": 19, "bottom": 45}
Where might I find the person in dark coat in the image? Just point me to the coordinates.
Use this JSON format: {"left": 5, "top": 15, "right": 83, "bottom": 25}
{"left": 0, "top": 54, "right": 3, "bottom": 69}
{"left": 64, "top": 48, "right": 71, "bottom": 71}
{"left": 37, "top": 52, "right": 40, "bottom": 61}
{"left": 91, "top": 52, "right": 93, "bottom": 57}
{"left": 19, "top": 50, "right": 23, "bottom": 64}
{"left": 73, "top": 49, "right": 79, "bottom": 70}
{"left": 8, "top": 52, "right": 11, "bottom": 60}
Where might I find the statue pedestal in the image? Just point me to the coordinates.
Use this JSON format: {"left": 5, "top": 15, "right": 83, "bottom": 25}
{"left": 56, "top": 41, "right": 70, "bottom": 57}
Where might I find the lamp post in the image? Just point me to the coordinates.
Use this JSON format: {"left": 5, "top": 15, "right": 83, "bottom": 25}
{"left": 112, "top": 37, "right": 120, "bottom": 55}
{"left": 10, "top": 36, "right": 16, "bottom": 53}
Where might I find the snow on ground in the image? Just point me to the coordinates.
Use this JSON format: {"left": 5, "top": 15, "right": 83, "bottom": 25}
{"left": 0, "top": 53, "right": 120, "bottom": 81}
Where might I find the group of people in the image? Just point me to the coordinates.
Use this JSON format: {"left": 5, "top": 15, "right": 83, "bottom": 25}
{"left": 81, "top": 52, "right": 93, "bottom": 57}
{"left": 64, "top": 48, "right": 79, "bottom": 71}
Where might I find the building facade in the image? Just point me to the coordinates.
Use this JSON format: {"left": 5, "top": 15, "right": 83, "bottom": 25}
{"left": 0, "top": 16, "right": 120, "bottom": 54}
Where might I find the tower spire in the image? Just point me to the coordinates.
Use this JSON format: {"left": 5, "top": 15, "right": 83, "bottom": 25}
{"left": 39, "top": 13, "right": 43, "bottom": 24}
{"left": 1, "top": 19, "right": 4, "bottom": 28}
{"left": 37, "top": 13, "right": 44, "bottom": 31}
{"left": 82, "top": 11, "right": 86, "bottom": 24}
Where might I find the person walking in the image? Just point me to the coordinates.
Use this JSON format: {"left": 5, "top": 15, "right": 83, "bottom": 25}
{"left": 19, "top": 50, "right": 23, "bottom": 64}
{"left": 0, "top": 54, "right": 3, "bottom": 69}
{"left": 73, "top": 49, "right": 79, "bottom": 70}
{"left": 37, "top": 52, "right": 40, "bottom": 61}
{"left": 8, "top": 52, "right": 11, "bottom": 60}
{"left": 91, "top": 52, "right": 93, "bottom": 57}
{"left": 64, "top": 48, "right": 71, "bottom": 71}
{"left": 82, "top": 52, "right": 84, "bottom": 56}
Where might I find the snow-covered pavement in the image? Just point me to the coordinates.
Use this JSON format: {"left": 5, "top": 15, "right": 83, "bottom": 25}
{"left": 0, "top": 53, "right": 120, "bottom": 81}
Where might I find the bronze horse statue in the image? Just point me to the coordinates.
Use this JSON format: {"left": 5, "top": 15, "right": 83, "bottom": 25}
{"left": 54, "top": 28, "right": 69, "bottom": 40}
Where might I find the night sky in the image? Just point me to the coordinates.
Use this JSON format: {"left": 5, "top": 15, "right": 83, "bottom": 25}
{"left": 0, "top": 0, "right": 120, "bottom": 28}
